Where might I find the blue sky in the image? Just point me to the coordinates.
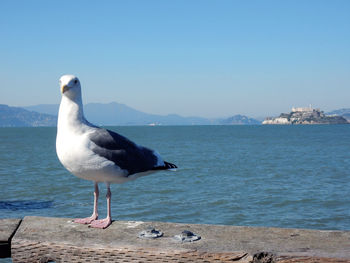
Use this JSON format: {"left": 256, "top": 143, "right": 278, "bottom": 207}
{"left": 1, "top": 1, "right": 349, "bottom": 118}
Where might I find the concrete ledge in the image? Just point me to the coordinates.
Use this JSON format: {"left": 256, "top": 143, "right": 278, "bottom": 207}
{"left": 0, "top": 218, "right": 22, "bottom": 258}
{"left": 10, "top": 216, "right": 350, "bottom": 262}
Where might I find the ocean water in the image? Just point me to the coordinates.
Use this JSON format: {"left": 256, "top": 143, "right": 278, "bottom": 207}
{"left": 1, "top": 125, "right": 350, "bottom": 232}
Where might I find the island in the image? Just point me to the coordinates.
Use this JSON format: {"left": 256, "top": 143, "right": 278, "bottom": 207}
{"left": 263, "top": 106, "right": 349, "bottom": 125}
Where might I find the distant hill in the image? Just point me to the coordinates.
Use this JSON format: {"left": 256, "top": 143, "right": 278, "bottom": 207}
{"left": 24, "top": 102, "right": 213, "bottom": 125}
{"left": 327, "top": 108, "right": 350, "bottom": 115}
{"left": 83, "top": 102, "right": 213, "bottom": 125}
{"left": 24, "top": 102, "right": 264, "bottom": 126}
{"left": 0, "top": 104, "right": 57, "bottom": 127}
{"left": 220, "top": 115, "right": 261, "bottom": 125}
{"left": 24, "top": 104, "right": 59, "bottom": 116}
{"left": 327, "top": 108, "right": 350, "bottom": 121}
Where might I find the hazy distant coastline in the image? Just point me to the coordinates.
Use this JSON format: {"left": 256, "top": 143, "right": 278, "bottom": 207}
{"left": 0, "top": 102, "right": 259, "bottom": 127}
{"left": 1, "top": 102, "right": 350, "bottom": 127}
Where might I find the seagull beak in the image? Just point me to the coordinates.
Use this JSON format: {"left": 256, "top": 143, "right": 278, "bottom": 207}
{"left": 61, "top": 85, "right": 69, "bottom": 93}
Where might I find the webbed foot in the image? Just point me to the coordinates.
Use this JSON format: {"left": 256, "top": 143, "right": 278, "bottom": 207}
{"left": 74, "top": 215, "right": 97, "bottom": 224}
{"left": 89, "top": 217, "right": 111, "bottom": 229}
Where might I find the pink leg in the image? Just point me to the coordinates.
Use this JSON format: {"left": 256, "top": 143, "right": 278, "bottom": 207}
{"left": 74, "top": 182, "right": 99, "bottom": 224}
{"left": 90, "top": 183, "right": 112, "bottom": 229}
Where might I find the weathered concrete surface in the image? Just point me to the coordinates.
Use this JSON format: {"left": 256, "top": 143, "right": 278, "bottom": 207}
{"left": 0, "top": 218, "right": 21, "bottom": 258}
{"left": 11, "top": 216, "right": 350, "bottom": 262}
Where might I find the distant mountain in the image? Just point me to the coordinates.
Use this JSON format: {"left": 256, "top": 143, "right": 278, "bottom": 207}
{"left": 0, "top": 104, "right": 57, "bottom": 127}
{"left": 24, "top": 104, "right": 59, "bottom": 116}
{"left": 24, "top": 102, "right": 213, "bottom": 125}
{"left": 84, "top": 102, "right": 213, "bottom": 125}
{"left": 220, "top": 115, "right": 261, "bottom": 125}
{"left": 327, "top": 108, "right": 350, "bottom": 121}
{"left": 24, "top": 102, "right": 264, "bottom": 125}
{"left": 327, "top": 108, "right": 350, "bottom": 115}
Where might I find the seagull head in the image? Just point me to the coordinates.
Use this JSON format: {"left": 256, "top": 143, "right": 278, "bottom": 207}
{"left": 59, "top": 74, "right": 81, "bottom": 100}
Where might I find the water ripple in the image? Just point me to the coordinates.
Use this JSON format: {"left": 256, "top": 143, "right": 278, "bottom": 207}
{"left": 0, "top": 126, "right": 349, "bottom": 230}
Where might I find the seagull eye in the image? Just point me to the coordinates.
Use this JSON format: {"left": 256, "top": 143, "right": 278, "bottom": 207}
{"left": 74, "top": 79, "right": 78, "bottom": 84}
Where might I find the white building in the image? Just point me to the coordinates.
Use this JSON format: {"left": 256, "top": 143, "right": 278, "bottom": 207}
{"left": 291, "top": 105, "right": 313, "bottom": 112}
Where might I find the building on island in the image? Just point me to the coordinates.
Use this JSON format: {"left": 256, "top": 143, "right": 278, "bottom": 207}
{"left": 263, "top": 106, "right": 348, "bottom": 125}
{"left": 291, "top": 105, "right": 314, "bottom": 113}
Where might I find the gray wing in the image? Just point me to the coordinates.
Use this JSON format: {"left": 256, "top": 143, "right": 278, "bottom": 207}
{"left": 89, "top": 127, "right": 167, "bottom": 176}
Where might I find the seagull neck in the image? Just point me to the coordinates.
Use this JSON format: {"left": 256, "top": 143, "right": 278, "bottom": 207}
{"left": 58, "top": 96, "right": 86, "bottom": 127}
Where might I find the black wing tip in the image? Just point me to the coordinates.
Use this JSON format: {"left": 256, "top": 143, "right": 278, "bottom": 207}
{"left": 164, "top": 161, "right": 177, "bottom": 169}
{"left": 153, "top": 161, "right": 178, "bottom": 171}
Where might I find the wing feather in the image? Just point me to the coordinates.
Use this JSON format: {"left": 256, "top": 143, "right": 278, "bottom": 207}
{"left": 89, "top": 128, "right": 162, "bottom": 175}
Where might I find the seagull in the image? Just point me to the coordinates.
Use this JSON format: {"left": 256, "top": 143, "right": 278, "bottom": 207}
{"left": 56, "top": 75, "right": 177, "bottom": 229}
